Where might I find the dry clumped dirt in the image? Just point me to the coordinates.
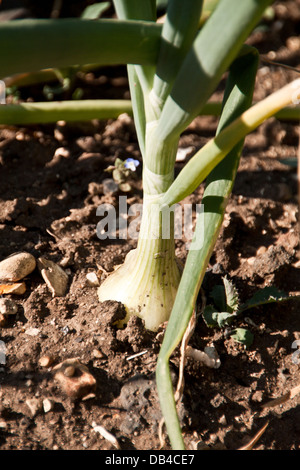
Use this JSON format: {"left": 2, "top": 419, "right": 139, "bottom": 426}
{"left": 0, "top": 1, "right": 299, "bottom": 451}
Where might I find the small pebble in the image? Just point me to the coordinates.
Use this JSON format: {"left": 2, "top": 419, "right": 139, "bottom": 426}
{"left": 0, "top": 340, "right": 6, "bottom": 364}
{"left": 286, "top": 36, "right": 300, "bottom": 52}
{"left": 251, "top": 390, "right": 264, "bottom": 403}
{"left": 175, "top": 146, "right": 194, "bottom": 162}
{"left": 39, "top": 355, "right": 54, "bottom": 368}
{"left": 25, "top": 327, "right": 40, "bottom": 337}
{"left": 0, "top": 252, "right": 36, "bottom": 282}
{"left": 256, "top": 246, "right": 267, "bottom": 256}
{"left": 0, "top": 298, "right": 18, "bottom": 315}
{"left": 37, "top": 257, "right": 68, "bottom": 297}
{"left": 64, "top": 365, "right": 75, "bottom": 377}
{"left": 102, "top": 178, "right": 119, "bottom": 195}
{"left": 81, "top": 392, "right": 96, "bottom": 401}
{"left": 54, "top": 147, "right": 70, "bottom": 158}
{"left": 43, "top": 398, "right": 54, "bottom": 413}
{"left": 54, "top": 359, "right": 96, "bottom": 400}
{"left": 86, "top": 272, "right": 100, "bottom": 287}
{"left": 0, "top": 421, "right": 7, "bottom": 430}
{"left": 218, "top": 414, "right": 227, "bottom": 425}
{"left": 61, "top": 325, "right": 70, "bottom": 336}
{"left": 25, "top": 398, "right": 42, "bottom": 417}
{"left": 92, "top": 348, "right": 105, "bottom": 359}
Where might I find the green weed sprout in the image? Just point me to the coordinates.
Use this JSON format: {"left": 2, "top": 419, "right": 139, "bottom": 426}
{"left": 0, "top": 0, "right": 299, "bottom": 449}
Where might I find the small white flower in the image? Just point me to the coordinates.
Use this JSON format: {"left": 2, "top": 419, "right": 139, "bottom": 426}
{"left": 124, "top": 158, "right": 140, "bottom": 171}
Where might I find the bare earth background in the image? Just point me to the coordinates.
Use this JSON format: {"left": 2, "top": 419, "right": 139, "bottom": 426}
{"left": 0, "top": 0, "right": 299, "bottom": 450}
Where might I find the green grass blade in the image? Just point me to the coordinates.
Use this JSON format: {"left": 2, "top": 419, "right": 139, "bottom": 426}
{"left": 156, "top": 47, "right": 259, "bottom": 450}
{"left": 0, "top": 19, "right": 161, "bottom": 78}
{"left": 156, "top": 0, "right": 273, "bottom": 141}
{"left": 152, "top": 0, "right": 203, "bottom": 107}
{"left": 0, "top": 100, "right": 132, "bottom": 125}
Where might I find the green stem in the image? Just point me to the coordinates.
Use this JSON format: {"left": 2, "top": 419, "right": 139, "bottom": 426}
{"left": 152, "top": 0, "right": 204, "bottom": 106}
{"left": 1, "top": 99, "right": 299, "bottom": 127}
{"left": 156, "top": 46, "right": 259, "bottom": 450}
{"left": 0, "top": 19, "right": 161, "bottom": 78}
{"left": 0, "top": 100, "right": 132, "bottom": 125}
{"left": 144, "top": 118, "right": 179, "bottom": 177}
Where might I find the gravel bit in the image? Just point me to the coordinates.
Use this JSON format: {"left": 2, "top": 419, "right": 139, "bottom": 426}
{"left": 0, "top": 252, "right": 36, "bottom": 282}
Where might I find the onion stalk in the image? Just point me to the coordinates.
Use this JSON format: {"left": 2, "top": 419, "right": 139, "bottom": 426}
{"left": 0, "top": 0, "right": 297, "bottom": 449}
{"left": 98, "top": 0, "right": 275, "bottom": 332}
{"left": 98, "top": 123, "right": 181, "bottom": 331}
{"left": 97, "top": 198, "right": 181, "bottom": 331}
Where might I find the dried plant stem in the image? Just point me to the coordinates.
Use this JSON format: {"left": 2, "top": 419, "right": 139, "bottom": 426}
{"left": 238, "top": 422, "right": 269, "bottom": 450}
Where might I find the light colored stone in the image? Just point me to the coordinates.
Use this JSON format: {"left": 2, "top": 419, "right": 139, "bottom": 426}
{"left": 0, "top": 298, "right": 18, "bottom": 315}
{"left": 86, "top": 272, "right": 100, "bottom": 287}
{"left": 53, "top": 358, "right": 96, "bottom": 400}
{"left": 256, "top": 246, "right": 267, "bottom": 256}
{"left": 43, "top": 398, "right": 54, "bottom": 413}
{"left": 175, "top": 146, "right": 194, "bottom": 162}
{"left": 0, "top": 252, "right": 36, "bottom": 282}
{"left": 39, "top": 355, "right": 54, "bottom": 368}
{"left": 64, "top": 365, "right": 75, "bottom": 377}
{"left": 92, "top": 348, "right": 105, "bottom": 359}
{"left": 218, "top": 414, "right": 227, "bottom": 425}
{"left": 54, "top": 147, "right": 70, "bottom": 158}
{"left": 37, "top": 257, "right": 68, "bottom": 297}
{"left": 0, "top": 340, "right": 6, "bottom": 364}
{"left": 25, "top": 327, "right": 40, "bottom": 336}
{"left": 26, "top": 398, "right": 42, "bottom": 417}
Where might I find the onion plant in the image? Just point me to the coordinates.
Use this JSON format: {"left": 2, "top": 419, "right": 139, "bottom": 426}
{"left": 97, "top": 0, "right": 299, "bottom": 332}
{"left": 0, "top": 0, "right": 299, "bottom": 450}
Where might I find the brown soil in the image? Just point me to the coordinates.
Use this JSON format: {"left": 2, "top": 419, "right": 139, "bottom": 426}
{"left": 0, "top": 1, "right": 299, "bottom": 451}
